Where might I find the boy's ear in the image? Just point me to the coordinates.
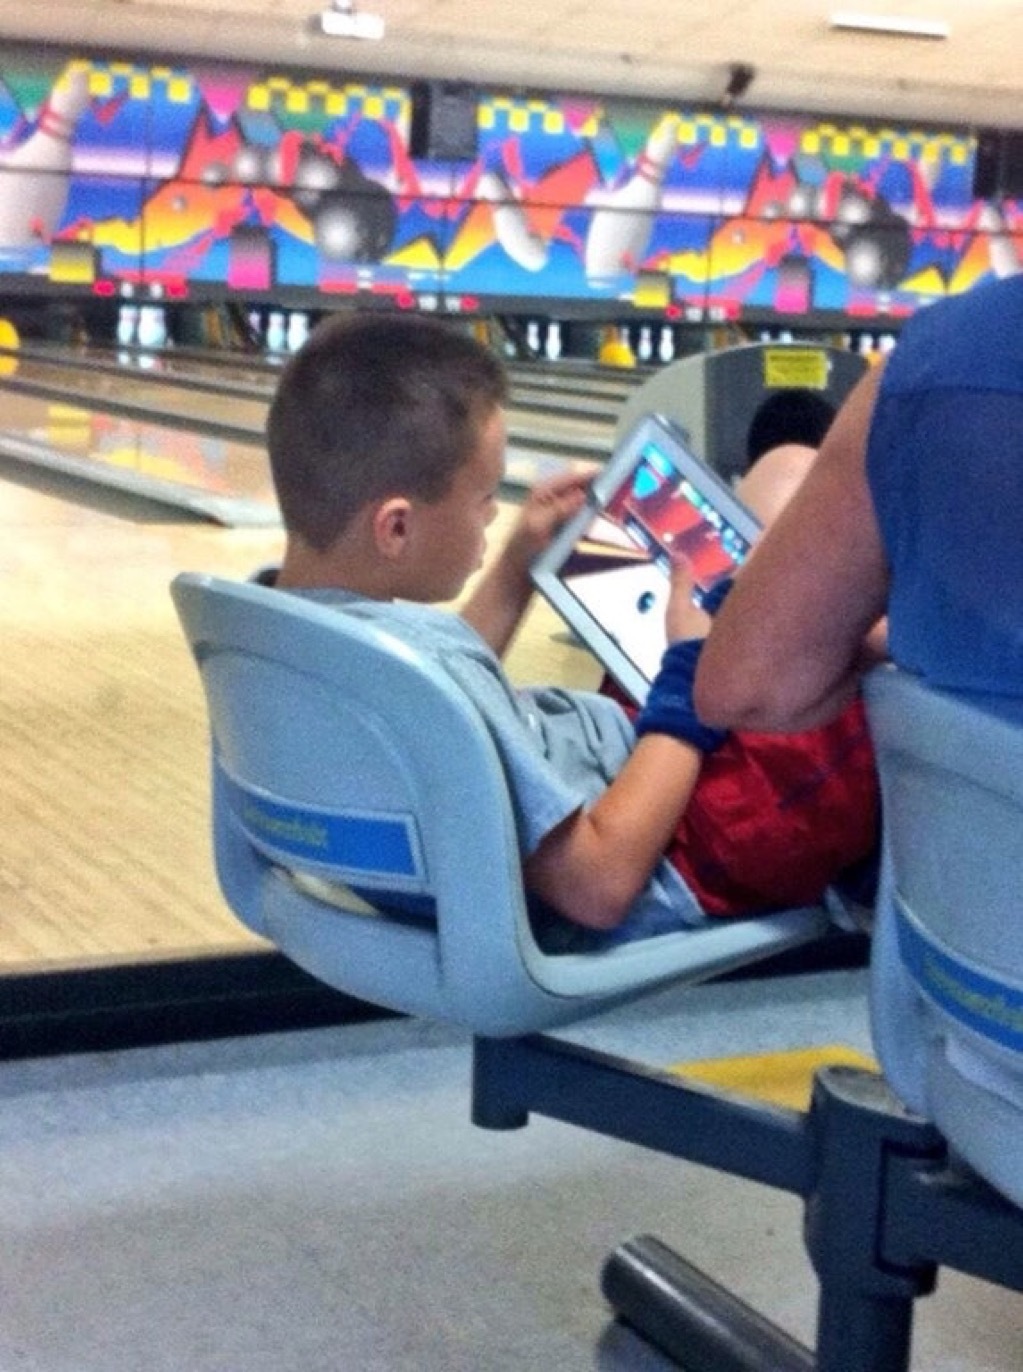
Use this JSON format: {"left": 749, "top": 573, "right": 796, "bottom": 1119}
{"left": 372, "top": 496, "right": 414, "bottom": 560}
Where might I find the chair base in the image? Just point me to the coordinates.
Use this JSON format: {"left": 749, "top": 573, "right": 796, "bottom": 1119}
{"left": 603, "top": 1236, "right": 815, "bottom": 1372}
{"left": 473, "top": 1035, "right": 1023, "bottom": 1372}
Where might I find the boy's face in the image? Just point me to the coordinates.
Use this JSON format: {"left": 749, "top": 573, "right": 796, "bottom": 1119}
{"left": 407, "top": 405, "right": 505, "bottom": 601}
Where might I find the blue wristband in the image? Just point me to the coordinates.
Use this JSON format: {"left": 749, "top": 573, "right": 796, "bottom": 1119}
{"left": 700, "top": 575, "right": 734, "bottom": 618}
{"left": 635, "top": 638, "right": 729, "bottom": 752}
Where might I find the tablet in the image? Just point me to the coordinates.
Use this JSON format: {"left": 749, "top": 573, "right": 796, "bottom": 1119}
{"left": 530, "top": 413, "right": 762, "bottom": 704}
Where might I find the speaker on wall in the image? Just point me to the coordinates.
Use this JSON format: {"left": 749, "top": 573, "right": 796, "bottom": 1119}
{"left": 972, "top": 130, "right": 1023, "bottom": 200}
{"left": 1003, "top": 132, "right": 1023, "bottom": 199}
{"left": 409, "top": 81, "right": 479, "bottom": 161}
{"left": 972, "top": 131, "right": 1001, "bottom": 200}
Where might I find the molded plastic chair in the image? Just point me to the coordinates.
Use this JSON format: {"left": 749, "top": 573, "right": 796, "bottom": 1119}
{"left": 865, "top": 666, "right": 1023, "bottom": 1208}
{"left": 471, "top": 666, "right": 1023, "bottom": 1372}
{"left": 171, "top": 571, "right": 836, "bottom": 1038}
{"left": 173, "top": 574, "right": 1023, "bottom": 1369}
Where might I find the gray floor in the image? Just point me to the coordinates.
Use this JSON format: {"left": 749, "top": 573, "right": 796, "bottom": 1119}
{"left": 0, "top": 968, "right": 1019, "bottom": 1371}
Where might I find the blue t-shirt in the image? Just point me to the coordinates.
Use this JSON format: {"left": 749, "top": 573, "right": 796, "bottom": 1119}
{"left": 866, "top": 273, "right": 1023, "bottom": 700}
{"left": 295, "top": 589, "right": 709, "bottom": 948}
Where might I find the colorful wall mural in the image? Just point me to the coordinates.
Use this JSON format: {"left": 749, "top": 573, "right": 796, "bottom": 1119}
{"left": 0, "top": 45, "right": 1019, "bottom": 324}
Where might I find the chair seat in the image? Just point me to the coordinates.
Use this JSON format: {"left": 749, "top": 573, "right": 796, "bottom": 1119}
{"left": 173, "top": 571, "right": 839, "bottom": 1037}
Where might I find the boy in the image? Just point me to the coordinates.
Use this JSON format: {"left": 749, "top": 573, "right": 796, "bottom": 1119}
{"left": 266, "top": 312, "right": 877, "bottom": 947}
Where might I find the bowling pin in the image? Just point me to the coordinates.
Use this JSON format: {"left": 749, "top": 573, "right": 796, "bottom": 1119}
{"left": 545, "top": 321, "right": 562, "bottom": 361}
{"left": 657, "top": 325, "right": 675, "bottom": 363}
{"left": 637, "top": 325, "right": 653, "bottom": 362}
{"left": 525, "top": 320, "right": 542, "bottom": 355}
{"left": 116, "top": 304, "right": 138, "bottom": 348}
{"left": 286, "top": 311, "right": 310, "bottom": 353}
{"left": 0, "top": 64, "right": 91, "bottom": 254}
{"left": 266, "top": 310, "right": 287, "bottom": 353}
{"left": 137, "top": 305, "right": 167, "bottom": 350}
{"left": 584, "top": 115, "right": 680, "bottom": 283}
{"left": 136, "top": 305, "right": 157, "bottom": 350}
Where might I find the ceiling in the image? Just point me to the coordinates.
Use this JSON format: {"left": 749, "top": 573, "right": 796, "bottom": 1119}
{"left": 1, "top": 0, "right": 1021, "bottom": 131}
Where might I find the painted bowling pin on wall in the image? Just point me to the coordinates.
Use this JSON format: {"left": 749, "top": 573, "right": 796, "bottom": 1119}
{"left": 0, "top": 64, "right": 91, "bottom": 257}
{"left": 584, "top": 115, "right": 680, "bottom": 286}
{"left": 476, "top": 169, "right": 549, "bottom": 272}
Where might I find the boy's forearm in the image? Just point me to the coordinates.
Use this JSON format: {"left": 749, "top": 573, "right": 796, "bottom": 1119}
{"left": 524, "top": 734, "right": 703, "bottom": 929}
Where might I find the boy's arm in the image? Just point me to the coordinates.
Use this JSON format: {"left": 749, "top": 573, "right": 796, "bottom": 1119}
{"left": 460, "top": 469, "right": 592, "bottom": 656}
{"left": 524, "top": 732, "right": 704, "bottom": 929}
{"left": 695, "top": 365, "right": 890, "bottom": 731}
{"left": 524, "top": 562, "right": 716, "bottom": 931}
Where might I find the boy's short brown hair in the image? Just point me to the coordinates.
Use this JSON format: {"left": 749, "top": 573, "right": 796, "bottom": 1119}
{"left": 266, "top": 312, "right": 509, "bottom": 550}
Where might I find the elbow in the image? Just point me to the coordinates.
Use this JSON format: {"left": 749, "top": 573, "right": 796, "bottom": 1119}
{"left": 693, "top": 666, "right": 768, "bottom": 731}
{"left": 526, "top": 866, "right": 636, "bottom": 933}
{"left": 564, "top": 877, "right": 635, "bottom": 931}
{"left": 694, "top": 649, "right": 810, "bottom": 732}
{"left": 695, "top": 681, "right": 781, "bottom": 731}
{"left": 694, "top": 664, "right": 852, "bottom": 733}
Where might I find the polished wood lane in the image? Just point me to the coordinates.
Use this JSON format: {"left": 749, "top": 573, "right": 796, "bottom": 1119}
{"left": 0, "top": 465, "right": 599, "bottom": 973}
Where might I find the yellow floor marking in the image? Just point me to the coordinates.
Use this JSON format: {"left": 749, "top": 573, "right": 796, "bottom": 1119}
{"left": 669, "top": 1045, "right": 879, "bottom": 1111}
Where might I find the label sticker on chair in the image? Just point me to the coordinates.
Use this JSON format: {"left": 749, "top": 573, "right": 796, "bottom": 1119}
{"left": 897, "top": 904, "right": 1023, "bottom": 1052}
{"left": 223, "top": 771, "right": 423, "bottom": 881}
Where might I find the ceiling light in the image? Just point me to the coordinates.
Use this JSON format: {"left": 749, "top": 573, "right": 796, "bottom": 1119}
{"left": 318, "top": 0, "right": 385, "bottom": 41}
{"left": 829, "top": 11, "right": 951, "bottom": 39}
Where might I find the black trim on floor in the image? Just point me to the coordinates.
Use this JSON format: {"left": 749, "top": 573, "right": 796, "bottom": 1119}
{"left": 0, "top": 949, "right": 390, "bottom": 1061}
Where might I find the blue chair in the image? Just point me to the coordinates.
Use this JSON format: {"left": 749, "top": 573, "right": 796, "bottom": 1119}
{"left": 173, "top": 574, "right": 1023, "bottom": 1371}
{"left": 170, "top": 570, "right": 837, "bottom": 1039}
{"left": 865, "top": 665, "right": 1023, "bottom": 1210}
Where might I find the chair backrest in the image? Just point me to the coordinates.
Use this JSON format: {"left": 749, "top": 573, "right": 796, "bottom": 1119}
{"left": 172, "top": 572, "right": 835, "bottom": 1037}
{"left": 865, "top": 667, "right": 1023, "bottom": 1207}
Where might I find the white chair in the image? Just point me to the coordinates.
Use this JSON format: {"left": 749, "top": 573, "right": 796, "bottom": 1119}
{"left": 171, "top": 570, "right": 837, "bottom": 1039}
{"left": 865, "top": 665, "right": 1023, "bottom": 1208}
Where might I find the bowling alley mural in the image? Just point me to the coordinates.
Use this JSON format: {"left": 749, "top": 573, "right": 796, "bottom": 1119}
{"left": 0, "top": 44, "right": 1019, "bottom": 323}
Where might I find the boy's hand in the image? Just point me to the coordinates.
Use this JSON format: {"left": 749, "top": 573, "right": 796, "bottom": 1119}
{"left": 664, "top": 560, "right": 712, "bottom": 643}
{"left": 461, "top": 467, "right": 594, "bottom": 657}
{"left": 506, "top": 467, "right": 594, "bottom": 564}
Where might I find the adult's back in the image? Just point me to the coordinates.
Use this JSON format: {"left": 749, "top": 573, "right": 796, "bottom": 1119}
{"left": 867, "top": 273, "right": 1023, "bottom": 698}
{"left": 693, "top": 274, "right": 1023, "bottom": 732}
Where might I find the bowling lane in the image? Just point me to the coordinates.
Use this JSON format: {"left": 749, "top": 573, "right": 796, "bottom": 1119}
{"left": 0, "top": 354, "right": 268, "bottom": 444}
{"left": 0, "top": 381, "right": 598, "bottom": 525}
{"left": 0, "top": 389, "right": 278, "bottom": 527}
{"left": 0, "top": 347, "right": 618, "bottom": 463}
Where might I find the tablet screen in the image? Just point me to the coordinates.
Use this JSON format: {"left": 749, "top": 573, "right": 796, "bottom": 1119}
{"left": 531, "top": 415, "right": 761, "bottom": 702}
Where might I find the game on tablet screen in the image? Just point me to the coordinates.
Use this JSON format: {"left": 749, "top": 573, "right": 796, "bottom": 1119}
{"left": 556, "top": 435, "right": 757, "bottom": 684}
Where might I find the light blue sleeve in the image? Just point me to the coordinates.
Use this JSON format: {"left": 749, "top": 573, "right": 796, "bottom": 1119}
{"left": 441, "top": 653, "right": 596, "bottom": 855}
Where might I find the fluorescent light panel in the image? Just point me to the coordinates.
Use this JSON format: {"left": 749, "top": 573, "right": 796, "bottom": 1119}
{"left": 318, "top": 2, "right": 385, "bottom": 40}
{"left": 830, "top": 11, "right": 951, "bottom": 39}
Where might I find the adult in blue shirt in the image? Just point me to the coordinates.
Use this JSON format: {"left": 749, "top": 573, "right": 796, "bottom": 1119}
{"left": 695, "top": 273, "right": 1023, "bottom": 729}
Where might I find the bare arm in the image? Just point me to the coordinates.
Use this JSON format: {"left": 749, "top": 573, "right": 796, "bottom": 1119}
{"left": 695, "top": 365, "right": 890, "bottom": 731}
{"left": 524, "top": 562, "right": 711, "bottom": 930}
{"left": 524, "top": 731, "right": 703, "bottom": 929}
{"left": 460, "top": 469, "right": 592, "bottom": 656}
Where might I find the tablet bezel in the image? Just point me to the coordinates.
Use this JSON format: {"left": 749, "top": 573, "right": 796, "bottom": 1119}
{"left": 530, "top": 412, "right": 762, "bottom": 705}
